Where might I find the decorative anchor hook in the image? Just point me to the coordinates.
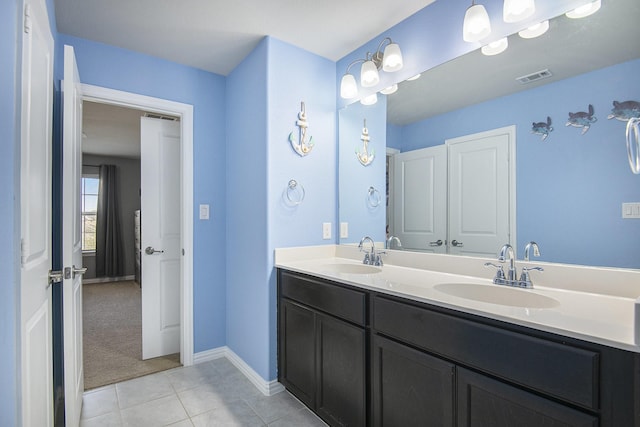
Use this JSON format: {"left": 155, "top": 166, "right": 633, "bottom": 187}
{"left": 356, "top": 119, "right": 375, "bottom": 166}
{"left": 288, "top": 101, "right": 314, "bottom": 156}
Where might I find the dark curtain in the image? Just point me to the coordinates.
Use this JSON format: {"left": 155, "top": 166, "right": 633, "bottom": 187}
{"left": 95, "top": 164, "right": 124, "bottom": 277}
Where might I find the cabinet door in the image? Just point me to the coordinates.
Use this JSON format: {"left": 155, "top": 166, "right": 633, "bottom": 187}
{"left": 457, "top": 368, "right": 598, "bottom": 427}
{"left": 279, "top": 300, "right": 316, "bottom": 408}
{"left": 372, "top": 334, "right": 455, "bottom": 427}
{"left": 316, "top": 313, "right": 366, "bottom": 427}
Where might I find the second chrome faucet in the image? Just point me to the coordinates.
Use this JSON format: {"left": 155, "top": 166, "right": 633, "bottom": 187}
{"left": 358, "top": 236, "right": 385, "bottom": 266}
{"left": 485, "top": 242, "right": 543, "bottom": 288}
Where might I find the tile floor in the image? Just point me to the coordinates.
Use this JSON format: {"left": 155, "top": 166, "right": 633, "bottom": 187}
{"left": 80, "top": 357, "right": 328, "bottom": 426}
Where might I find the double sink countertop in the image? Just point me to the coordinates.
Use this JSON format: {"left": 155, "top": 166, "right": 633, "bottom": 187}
{"left": 275, "top": 245, "right": 640, "bottom": 353}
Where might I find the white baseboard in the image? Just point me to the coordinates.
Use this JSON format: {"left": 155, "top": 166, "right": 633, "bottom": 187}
{"left": 194, "top": 346, "right": 284, "bottom": 396}
{"left": 83, "top": 275, "right": 136, "bottom": 284}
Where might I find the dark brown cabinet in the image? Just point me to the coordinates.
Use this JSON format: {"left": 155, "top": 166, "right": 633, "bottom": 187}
{"left": 372, "top": 334, "right": 454, "bottom": 427}
{"left": 457, "top": 368, "right": 598, "bottom": 427}
{"left": 277, "top": 269, "right": 640, "bottom": 427}
{"left": 278, "top": 271, "right": 367, "bottom": 427}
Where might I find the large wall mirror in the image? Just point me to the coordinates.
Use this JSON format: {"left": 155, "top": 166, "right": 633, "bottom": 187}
{"left": 338, "top": 0, "right": 640, "bottom": 269}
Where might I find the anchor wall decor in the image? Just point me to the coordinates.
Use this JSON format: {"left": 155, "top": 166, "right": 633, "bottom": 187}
{"left": 356, "top": 119, "right": 374, "bottom": 166}
{"left": 288, "top": 101, "right": 314, "bottom": 156}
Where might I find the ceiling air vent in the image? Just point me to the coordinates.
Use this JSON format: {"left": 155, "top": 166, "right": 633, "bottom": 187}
{"left": 143, "top": 112, "right": 179, "bottom": 121}
{"left": 515, "top": 68, "right": 552, "bottom": 84}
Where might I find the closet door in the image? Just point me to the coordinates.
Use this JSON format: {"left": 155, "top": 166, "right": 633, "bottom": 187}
{"left": 393, "top": 145, "right": 447, "bottom": 252}
{"left": 447, "top": 126, "right": 515, "bottom": 257}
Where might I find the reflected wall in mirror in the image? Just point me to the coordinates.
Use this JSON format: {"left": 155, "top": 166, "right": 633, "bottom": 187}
{"left": 338, "top": 0, "right": 640, "bottom": 269}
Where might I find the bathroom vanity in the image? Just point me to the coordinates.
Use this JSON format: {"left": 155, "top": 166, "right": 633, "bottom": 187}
{"left": 276, "top": 246, "right": 640, "bottom": 427}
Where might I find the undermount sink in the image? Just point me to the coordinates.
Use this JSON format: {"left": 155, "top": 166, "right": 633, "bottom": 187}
{"left": 434, "top": 282, "right": 559, "bottom": 309}
{"left": 321, "top": 263, "right": 382, "bottom": 275}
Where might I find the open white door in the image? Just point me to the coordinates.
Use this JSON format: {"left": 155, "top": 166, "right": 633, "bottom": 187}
{"left": 19, "top": 0, "right": 55, "bottom": 425}
{"left": 141, "top": 117, "right": 181, "bottom": 360}
{"left": 447, "top": 126, "right": 515, "bottom": 257}
{"left": 62, "top": 44, "right": 85, "bottom": 427}
{"left": 393, "top": 145, "right": 447, "bottom": 252}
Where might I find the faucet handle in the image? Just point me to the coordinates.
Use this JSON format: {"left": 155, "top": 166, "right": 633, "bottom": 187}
{"left": 484, "top": 262, "right": 506, "bottom": 281}
{"left": 520, "top": 266, "right": 543, "bottom": 279}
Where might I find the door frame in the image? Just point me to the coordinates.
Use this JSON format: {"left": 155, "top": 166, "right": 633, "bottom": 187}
{"left": 80, "top": 83, "right": 195, "bottom": 366}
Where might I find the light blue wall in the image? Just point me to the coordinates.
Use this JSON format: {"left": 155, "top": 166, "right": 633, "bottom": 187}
{"left": 57, "top": 34, "right": 228, "bottom": 351}
{"left": 226, "top": 36, "right": 337, "bottom": 381}
{"left": 266, "top": 37, "right": 337, "bottom": 379}
{"left": 339, "top": 100, "right": 387, "bottom": 244}
{"left": 225, "top": 37, "right": 270, "bottom": 378}
{"left": 399, "top": 59, "right": 640, "bottom": 268}
{"left": 0, "top": 1, "right": 19, "bottom": 424}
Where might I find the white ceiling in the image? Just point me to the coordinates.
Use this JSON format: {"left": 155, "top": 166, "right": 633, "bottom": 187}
{"left": 54, "top": 0, "right": 436, "bottom": 76}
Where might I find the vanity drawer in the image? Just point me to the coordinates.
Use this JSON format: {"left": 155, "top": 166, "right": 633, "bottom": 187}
{"left": 373, "top": 295, "right": 600, "bottom": 410}
{"left": 279, "top": 270, "right": 367, "bottom": 326}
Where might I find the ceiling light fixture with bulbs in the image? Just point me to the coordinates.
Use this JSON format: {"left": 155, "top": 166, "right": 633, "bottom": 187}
{"left": 566, "top": 0, "right": 601, "bottom": 18}
{"left": 340, "top": 37, "right": 404, "bottom": 100}
{"left": 463, "top": 0, "right": 492, "bottom": 42}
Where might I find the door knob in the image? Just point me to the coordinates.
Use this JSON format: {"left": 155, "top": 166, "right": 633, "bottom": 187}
{"left": 451, "top": 240, "right": 464, "bottom": 247}
{"left": 65, "top": 265, "right": 88, "bottom": 279}
{"left": 145, "top": 246, "right": 164, "bottom": 255}
{"left": 429, "top": 239, "right": 443, "bottom": 247}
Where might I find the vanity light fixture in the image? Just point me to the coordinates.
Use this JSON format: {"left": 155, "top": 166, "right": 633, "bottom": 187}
{"left": 518, "top": 20, "right": 549, "bottom": 38}
{"left": 340, "top": 37, "right": 404, "bottom": 99}
{"left": 380, "top": 84, "right": 398, "bottom": 95}
{"left": 566, "top": 0, "right": 601, "bottom": 18}
{"left": 361, "top": 93, "right": 378, "bottom": 106}
{"left": 463, "top": 0, "right": 492, "bottom": 42}
{"left": 503, "top": 0, "right": 535, "bottom": 23}
{"left": 481, "top": 37, "right": 509, "bottom": 55}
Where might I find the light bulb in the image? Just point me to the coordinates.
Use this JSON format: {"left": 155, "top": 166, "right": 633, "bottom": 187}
{"left": 340, "top": 73, "right": 358, "bottom": 99}
{"left": 481, "top": 37, "right": 508, "bottom": 56}
{"left": 503, "top": 0, "right": 535, "bottom": 23}
{"left": 463, "top": 3, "right": 492, "bottom": 42}
{"left": 382, "top": 43, "right": 403, "bottom": 72}
{"left": 566, "top": 0, "right": 601, "bottom": 18}
{"left": 380, "top": 84, "right": 398, "bottom": 95}
{"left": 361, "top": 93, "right": 378, "bottom": 106}
{"left": 360, "top": 60, "right": 380, "bottom": 87}
{"left": 518, "top": 20, "right": 549, "bottom": 39}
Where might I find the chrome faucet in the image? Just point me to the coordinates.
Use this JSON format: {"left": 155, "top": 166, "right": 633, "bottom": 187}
{"left": 498, "top": 244, "right": 517, "bottom": 281}
{"left": 484, "top": 243, "right": 543, "bottom": 288}
{"left": 524, "top": 241, "right": 540, "bottom": 261}
{"left": 385, "top": 235, "right": 402, "bottom": 250}
{"left": 358, "top": 236, "right": 385, "bottom": 266}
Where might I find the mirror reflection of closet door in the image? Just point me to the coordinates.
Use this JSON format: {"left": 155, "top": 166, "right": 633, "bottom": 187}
{"left": 447, "top": 126, "right": 514, "bottom": 257}
{"left": 393, "top": 145, "right": 447, "bottom": 252}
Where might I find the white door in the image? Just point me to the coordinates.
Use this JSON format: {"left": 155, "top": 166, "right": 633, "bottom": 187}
{"left": 62, "top": 44, "right": 85, "bottom": 427}
{"left": 141, "top": 117, "right": 181, "bottom": 360}
{"left": 447, "top": 126, "right": 515, "bottom": 257}
{"left": 393, "top": 145, "right": 447, "bottom": 252}
{"left": 19, "top": 0, "right": 55, "bottom": 425}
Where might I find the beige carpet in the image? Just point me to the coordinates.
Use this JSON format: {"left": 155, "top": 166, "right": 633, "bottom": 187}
{"left": 83, "top": 280, "right": 181, "bottom": 390}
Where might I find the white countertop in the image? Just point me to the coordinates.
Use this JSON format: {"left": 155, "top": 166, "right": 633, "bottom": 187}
{"left": 275, "top": 245, "right": 640, "bottom": 353}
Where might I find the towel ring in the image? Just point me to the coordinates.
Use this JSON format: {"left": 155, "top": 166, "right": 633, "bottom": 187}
{"left": 626, "top": 117, "right": 640, "bottom": 174}
{"left": 367, "top": 186, "right": 381, "bottom": 208}
{"left": 286, "top": 179, "right": 305, "bottom": 205}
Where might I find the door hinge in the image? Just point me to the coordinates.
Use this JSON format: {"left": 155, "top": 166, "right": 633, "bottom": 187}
{"left": 20, "top": 238, "right": 27, "bottom": 265}
{"left": 24, "top": 4, "right": 32, "bottom": 34}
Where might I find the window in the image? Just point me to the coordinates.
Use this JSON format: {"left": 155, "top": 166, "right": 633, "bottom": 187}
{"left": 82, "top": 176, "right": 99, "bottom": 252}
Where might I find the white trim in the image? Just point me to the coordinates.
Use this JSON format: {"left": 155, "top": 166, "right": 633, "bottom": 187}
{"left": 194, "top": 347, "right": 285, "bottom": 396}
{"left": 80, "top": 83, "right": 195, "bottom": 367}
{"left": 386, "top": 147, "right": 400, "bottom": 155}
{"left": 82, "top": 275, "right": 135, "bottom": 284}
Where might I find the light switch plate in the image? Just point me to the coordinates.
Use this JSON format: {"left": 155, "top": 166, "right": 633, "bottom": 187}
{"left": 340, "top": 222, "right": 349, "bottom": 238}
{"left": 199, "top": 204, "right": 210, "bottom": 220}
{"left": 322, "top": 222, "right": 332, "bottom": 240}
{"left": 622, "top": 202, "right": 640, "bottom": 219}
